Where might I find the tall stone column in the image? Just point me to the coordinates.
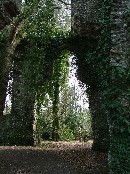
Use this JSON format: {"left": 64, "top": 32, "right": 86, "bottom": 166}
{"left": 106, "top": 1, "right": 130, "bottom": 173}
{"left": 9, "top": 50, "right": 35, "bottom": 146}
{"left": 71, "top": 0, "right": 109, "bottom": 152}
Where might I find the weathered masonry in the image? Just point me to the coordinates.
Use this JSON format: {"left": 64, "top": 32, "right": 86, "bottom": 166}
{"left": 72, "top": 0, "right": 130, "bottom": 173}
{"left": 71, "top": 0, "right": 109, "bottom": 152}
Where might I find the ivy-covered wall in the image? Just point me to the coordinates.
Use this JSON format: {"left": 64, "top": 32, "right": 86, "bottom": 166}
{"left": 0, "top": 1, "right": 129, "bottom": 173}
{"left": 105, "top": 0, "right": 130, "bottom": 173}
{"left": 92, "top": 0, "right": 130, "bottom": 173}
{"left": 71, "top": 0, "right": 109, "bottom": 152}
{"left": 71, "top": 0, "right": 101, "bottom": 35}
{"left": 9, "top": 49, "right": 35, "bottom": 146}
{"left": 72, "top": 0, "right": 130, "bottom": 173}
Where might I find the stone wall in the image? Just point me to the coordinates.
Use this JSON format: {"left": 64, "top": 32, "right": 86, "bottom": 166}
{"left": 108, "top": 1, "right": 130, "bottom": 173}
{"left": 71, "top": 0, "right": 101, "bottom": 35}
{"left": 71, "top": 0, "right": 110, "bottom": 152}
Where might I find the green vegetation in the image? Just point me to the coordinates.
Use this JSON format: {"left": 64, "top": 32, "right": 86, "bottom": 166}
{"left": 0, "top": 0, "right": 92, "bottom": 145}
{"left": 0, "top": 0, "right": 130, "bottom": 173}
{"left": 35, "top": 84, "right": 92, "bottom": 143}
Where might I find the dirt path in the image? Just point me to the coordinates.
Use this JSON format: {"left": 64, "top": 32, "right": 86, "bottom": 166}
{"left": 0, "top": 141, "right": 109, "bottom": 174}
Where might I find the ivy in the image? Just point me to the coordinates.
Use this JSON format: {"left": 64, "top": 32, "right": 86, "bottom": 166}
{"left": 1, "top": 0, "right": 130, "bottom": 172}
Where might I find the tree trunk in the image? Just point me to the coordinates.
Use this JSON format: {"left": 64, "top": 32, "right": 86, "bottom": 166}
{"left": 52, "top": 82, "right": 60, "bottom": 141}
{"left": 0, "top": 0, "right": 22, "bottom": 119}
{"left": 0, "top": 46, "right": 8, "bottom": 120}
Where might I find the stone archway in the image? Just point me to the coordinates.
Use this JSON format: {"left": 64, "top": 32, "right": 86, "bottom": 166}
{"left": 71, "top": 0, "right": 109, "bottom": 152}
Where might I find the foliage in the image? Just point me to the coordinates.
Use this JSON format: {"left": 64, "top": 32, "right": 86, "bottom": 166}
{"left": 59, "top": 84, "right": 92, "bottom": 141}
{"left": 0, "top": 0, "right": 130, "bottom": 173}
{"left": 14, "top": 0, "right": 76, "bottom": 144}
{"left": 35, "top": 82, "right": 92, "bottom": 142}
{"left": 0, "top": 0, "right": 75, "bottom": 145}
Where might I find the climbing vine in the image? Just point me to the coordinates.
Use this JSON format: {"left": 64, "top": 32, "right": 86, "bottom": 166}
{"left": 16, "top": 0, "right": 72, "bottom": 143}
{"left": 0, "top": 0, "right": 73, "bottom": 144}
{"left": 1, "top": 0, "right": 129, "bottom": 173}
{"left": 97, "top": 1, "right": 130, "bottom": 173}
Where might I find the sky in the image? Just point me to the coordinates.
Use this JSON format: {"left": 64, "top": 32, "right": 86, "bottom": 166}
{"left": 68, "top": 56, "right": 89, "bottom": 109}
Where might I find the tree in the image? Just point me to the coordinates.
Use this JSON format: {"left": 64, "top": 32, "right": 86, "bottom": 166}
{"left": 0, "top": 0, "right": 56, "bottom": 145}
{"left": 0, "top": 0, "right": 21, "bottom": 119}
{"left": 0, "top": 0, "right": 38, "bottom": 120}
{"left": 60, "top": 83, "right": 92, "bottom": 141}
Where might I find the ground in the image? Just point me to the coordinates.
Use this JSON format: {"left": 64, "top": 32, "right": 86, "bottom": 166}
{"left": 0, "top": 141, "right": 108, "bottom": 174}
